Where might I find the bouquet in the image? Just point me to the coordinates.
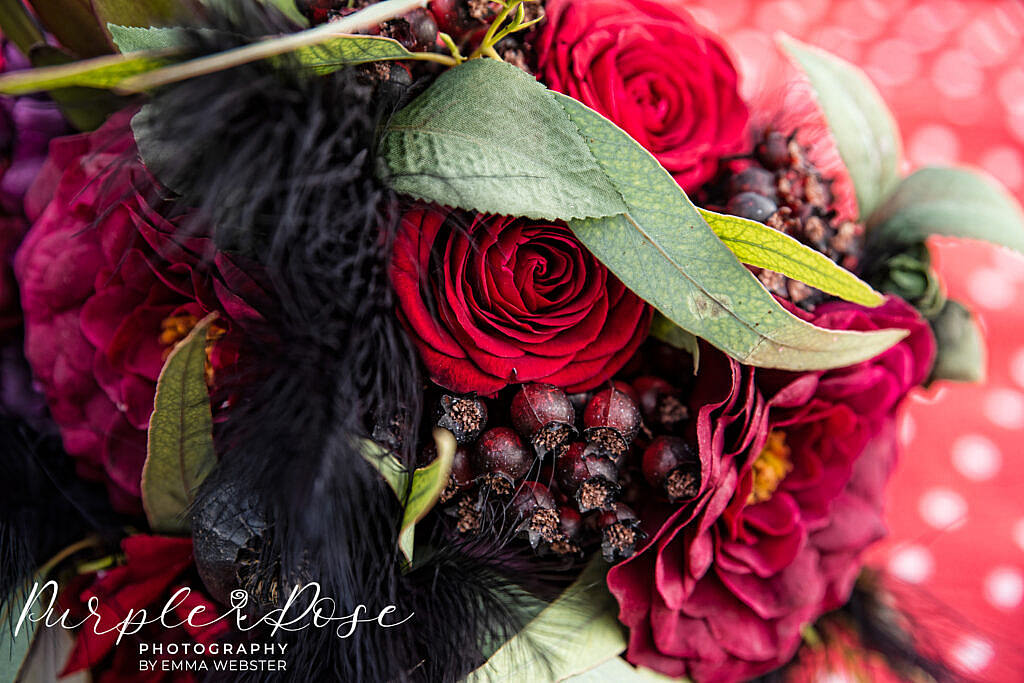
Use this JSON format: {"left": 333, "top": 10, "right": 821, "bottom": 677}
{"left": 1, "top": 1, "right": 1021, "bottom": 681}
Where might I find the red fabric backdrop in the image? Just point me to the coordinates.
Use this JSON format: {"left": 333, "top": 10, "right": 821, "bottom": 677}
{"left": 686, "top": 1, "right": 1024, "bottom": 679}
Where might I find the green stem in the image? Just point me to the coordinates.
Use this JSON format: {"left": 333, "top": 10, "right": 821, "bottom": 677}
{"left": 117, "top": 0, "right": 430, "bottom": 92}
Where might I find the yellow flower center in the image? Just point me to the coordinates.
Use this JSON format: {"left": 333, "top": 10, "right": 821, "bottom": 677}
{"left": 747, "top": 431, "right": 793, "bottom": 505}
{"left": 158, "top": 313, "right": 226, "bottom": 383}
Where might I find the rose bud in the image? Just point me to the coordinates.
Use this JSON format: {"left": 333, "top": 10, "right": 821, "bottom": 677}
{"left": 435, "top": 393, "right": 488, "bottom": 445}
{"left": 550, "top": 506, "right": 583, "bottom": 556}
{"left": 583, "top": 386, "right": 642, "bottom": 464}
{"left": 512, "top": 482, "right": 560, "bottom": 549}
{"left": 555, "top": 442, "right": 621, "bottom": 513}
{"left": 642, "top": 436, "right": 701, "bottom": 503}
{"left": 439, "top": 445, "right": 474, "bottom": 503}
{"left": 472, "top": 427, "right": 532, "bottom": 495}
{"left": 596, "top": 503, "right": 646, "bottom": 563}
{"left": 511, "top": 383, "right": 577, "bottom": 458}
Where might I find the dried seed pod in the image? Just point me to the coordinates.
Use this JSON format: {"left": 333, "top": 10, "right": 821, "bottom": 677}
{"left": 510, "top": 383, "right": 577, "bottom": 458}
{"left": 435, "top": 393, "right": 488, "bottom": 445}
{"left": 596, "top": 503, "right": 646, "bottom": 563}
{"left": 439, "top": 445, "right": 474, "bottom": 503}
{"left": 642, "top": 436, "right": 701, "bottom": 503}
{"left": 583, "top": 386, "right": 642, "bottom": 464}
{"left": 512, "top": 482, "right": 560, "bottom": 549}
{"left": 632, "top": 376, "right": 688, "bottom": 433}
{"left": 473, "top": 427, "right": 532, "bottom": 495}
{"left": 550, "top": 506, "right": 583, "bottom": 556}
{"left": 555, "top": 442, "right": 621, "bottom": 513}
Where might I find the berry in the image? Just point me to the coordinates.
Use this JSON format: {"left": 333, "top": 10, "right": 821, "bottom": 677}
{"left": 439, "top": 446, "right": 474, "bottom": 503}
{"left": 435, "top": 394, "right": 487, "bottom": 445}
{"left": 404, "top": 8, "right": 439, "bottom": 48}
{"left": 726, "top": 191, "right": 778, "bottom": 223}
{"left": 728, "top": 166, "right": 777, "bottom": 199}
{"left": 583, "top": 386, "right": 642, "bottom": 463}
{"left": 555, "top": 443, "right": 620, "bottom": 513}
{"left": 596, "top": 503, "right": 646, "bottom": 563}
{"left": 550, "top": 506, "right": 583, "bottom": 556}
{"left": 632, "top": 376, "right": 688, "bottom": 433}
{"left": 511, "top": 383, "right": 577, "bottom": 457}
{"left": 473, "top": 427, "right": 532, "bottom": 494}
{"left": 755, "top": 130, "right": 793, "bottom": 170}
{"left": 512, "top": 482, "right": 560, "bottom": 548}
{"left": 642, "top": 437, "right": 701, "bottom": 502}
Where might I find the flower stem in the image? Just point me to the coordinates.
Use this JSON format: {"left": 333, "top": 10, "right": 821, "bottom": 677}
{"left": 117, "top": 0, "right": 430, "bottom": 93}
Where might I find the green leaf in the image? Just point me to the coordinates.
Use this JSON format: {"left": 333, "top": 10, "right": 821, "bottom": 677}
{"left": 259, "top": 0, "right": 308, "bottom": 26}
{"left": 0, "top": 0, "right": 47, "bottom": 55}
{"left": 565, "top": 657, "right": 681, "bottom": 682}
{"left": 108, "top": 24, "right": 186, "bottom": 52}
{"left": 779, "top": 34, "right": 902, "bottom": 220}
{"left": 93, "top": 0, "right": 200, "bottom": 34}
{"left": 649, "top": 313, "right": 700, "bottom": 374}
{"left": 554, "top": 90, "right": 908, "bottom": 371}
{"left": 467, "top": 557, "right": 627, "bottom": 682}
{"left": 1, "top": 577, "right": 42, "bottom": 682}
{"left": 928, "top": 299, "right": 986, "bottom": 384}
{"left": 380, "top": 58, "right": 628, "bottom": 222}
{"left": 142, "top": 313, "right": 218, "bottom": 534}
{"left": 27, "top": 44, "right": 128, "bottom": 131}
{"left": 0, "top": 50, "right": 172, "bottom": 95}
{"left": 867, "top": 166, "right": 1024, "bottom": 254}
{"left": 698, "top": 208, "right": 884, "bottom": 307}
{"left": 26, "top": 0, "right": 113, "bottom": 58}
{"left": 293, "top": 35, "right": 418, "bottom": 74}
{"left": 362, "top": 429, "right": 455, "bottom": 563}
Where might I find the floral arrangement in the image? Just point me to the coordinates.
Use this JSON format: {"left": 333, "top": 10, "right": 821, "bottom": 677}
{"left": 0, "top": 1, "right": 1021, "bottom": 682}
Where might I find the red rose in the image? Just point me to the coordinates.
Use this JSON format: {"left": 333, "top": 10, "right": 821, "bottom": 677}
{"left": 537, "top": 0, "right": 749, "bottom": 192}
{"left": 15, "top": 111, "right": 264, "bottom": 513}
{"left": 391, "top": 206, "right": 651, "bottom": 394}
{"left": 607, "top": 298, "right": 935, "bottom": 682}
{"left": 61, "top": 535, "right": 228, "bottom": 681}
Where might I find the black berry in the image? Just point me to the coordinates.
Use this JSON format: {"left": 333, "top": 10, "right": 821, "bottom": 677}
{"left": 755, "top": 130, "right": 793, "bottom": 170}
{"left": 642, "top": 436, "right": 701, "bottom": 502}
{"left": 726, "top": 191, "right": 778, "bottom": 223}
{"left": 728, "top": 166, "right": 777, "bottom": 199}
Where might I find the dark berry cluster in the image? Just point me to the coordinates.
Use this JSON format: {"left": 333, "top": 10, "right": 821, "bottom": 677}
{"left": 704, "top": 129, "right": 866, "bottom": 308}
{"left": 428, "top": 370, "right": 701, "bottom": 564}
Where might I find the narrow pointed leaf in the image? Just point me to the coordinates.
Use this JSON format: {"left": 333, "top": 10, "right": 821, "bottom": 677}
{"left": 27, "top": 0, "right": 112, "bottom": 58}
{"left": 93, "top": 0, "right": 199, "bottom": 33}
{"left": 779, "top": 34, "right": 902, "bottom": 220}
{"left": 108, "top": 24, "right": 188, "bottom": 53}
{"left": 380, "top": 57, "right": 628, "bottom": 221}
{"left": 293, "top": 35, "right": 419, "bottom": 74}
{"left": 142, "top": 313, "right": 218, "bottom": 534}
{"left": 698, "top": 208, "right": 885, "bottom": 307}
{"left": 867, "top": 166, "right": 1024, "bottom": 254}
{"left": 554, "top": 91, "right": 907, "bottom": 371}
{"left": 0, "top": 50, "right": 172, "bottom": 95}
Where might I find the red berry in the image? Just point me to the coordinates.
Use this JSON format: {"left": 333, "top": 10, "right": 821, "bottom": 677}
{"left": 512, "top": 482, "right": 559, "bottom": 548}
{"left": 555, "top": 443, "right": 620, "bottom": 513}
{"left": 550, "top": 506, "right": 583, "bottom": 556}
{"left": 439, "top": 446, "right": 474, "bottom": 503}
{"left": 642, "top": 436, "right": 701, "bottom": 502}
{"left": 511, "top": 383, "right": 574, "bottom": 437}
{"left": 584, "top": 386, "right": 642, "bottom": 442}
{"left": 473, "top": 427, "right": 532, "bottom": 494}
{"left": 596, "top": 503, "right": 646, "bottom": 562}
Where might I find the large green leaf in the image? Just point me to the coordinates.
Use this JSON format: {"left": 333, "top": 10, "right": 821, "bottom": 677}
{"left": 928, "top": 299, "right": 986, "bottom": 384}
{"left": 142, "top": 313, "right": 218, "bottom": 534}
{"left": 566, "top": 657, "right": 680, "bottom": 682}
{"left": 779, "top": 35, "right": 902, "bottom": 220}
{"left": 553, "top": 90, "right": 907, "bottom": 371}
{"left": 0, "top": 50, "right": 172, "bottom": 95}
{"left": 362, "top": 428, "right": 455, "bottom": 563}
{"left": 93, "top": 0, "right": 199, "bottom": 34}
{"left": 26, "top": 0, "right": 112, "bottom": 58}
{"left": 467, "top": 558, "right": 627, "bottom": 682}
{"left": 0, "top": 0, "right": 47, "bottom": 55}
{"left": 867, "top": 166, "right": 1024, "bottom": 254}
{"left": 380, "top": 57, "right": 628, "bottom": 221}
{"left": 698, "top": 208, "right": 884, "bottom": 307}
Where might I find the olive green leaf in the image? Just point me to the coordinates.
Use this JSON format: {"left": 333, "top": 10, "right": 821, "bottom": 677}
{"left": 867, "top": 166, "right": 1024, "bottom": 254}
{"left": 698, "top": 208, "right": 884, "bottom": 307}
{"left": 566, "top": 657, "right": 681, "bottom": 682}
{"left": 93, "top": 0, "right": 200, "bottom": 35}
{"left": 0, "top": 50, "right": 173, "bottom": 95}
{"left": 142, "top": 313, "right": 218, "bottom": 535}
{"left": 362, "top": 428, "right": 456, "bottom": 563}
{"left": 467, "top": 557, "right": 627, "bottom": 682}
{"left": 928, "top": 299, "right": 986, "bottom": 384}
{"left": 553, "top": 90, "right": 907, "bottom": 371}
{"left": 1, "top": 575, "right": 43, "bottom": 683}
{"left": 0, "top": 0, "right": 47, "bottom": 55}
{"left": 107, "top": 24, "right": 188, "bottom": 53}
{"left": 26, "top": 0, "right": 112, "bottom": 58}
{"left": 779, "top": 34, "right": 902, "bottom": 220}
{"left": 380, "top": 57, "right": 629, "bottom": 221}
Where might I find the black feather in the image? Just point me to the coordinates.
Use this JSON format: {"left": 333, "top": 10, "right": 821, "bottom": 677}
{"left": 134, "top": 5, "right": 541, "bottom": 680}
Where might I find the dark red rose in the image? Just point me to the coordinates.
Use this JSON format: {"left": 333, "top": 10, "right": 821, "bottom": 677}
{"left": 537, "top": 0, "right": 749, "bottom": 192}
{"left": 15, "top": 111, "right": 265, "bottom": 513}
{"left": 61, "top": 535, "right": 228, "bottom": 682}
{"left": 391, "top": 206, "right": 651, "bottom": 394}
{"left": 607, "top": 298, "right": 935, "bottom": 682}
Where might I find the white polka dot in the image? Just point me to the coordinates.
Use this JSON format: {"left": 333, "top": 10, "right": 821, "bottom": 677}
{"left": 755, "top": 1, "right": 809, "bottom": 34}
{"left": 932, "top": 50, "right": 984, "bottom": 99}
{"left": 990, "top": 247, "right": 1024, "bottom": 281}
{"left": 899, "top": 414, "right": 916, "bottom": 446}
{"left": 918, "top": 488, "right": 968, "bottom": 530}
{"left": 980, "top": 146, "right": 1024, "bottom": 191}
{"left": 951, "top": 435, "right": 1002, "bottom": 481}
{"left": 984, "top": 567, "right": 1024, "bottom": 609}
{"left": 998, "top": 67, "right": 1024, "bottom": 116}
{"left": 1013, "top": 519, "right": 1024, "bottom": 553}
{"left": 951, "top": 635, "right": 994, "bottom": 673}
{"left": 816, "top": 673, "right": 854, "bottom": 683}
{"left": 866, "top": 39, "right": 920, "bottom": 87}
{"left": 967, "top": 267, "right": 1016, "bottom": 310}
{"left": 1012, "top": 349, "right": 1024, "bottom": 390}
{"left": 912, "top": 385, "right": 948, "bottom": 405}
{"left": 908, "top": 124, "right": 960, "bottom": 166}
{"left": 961, "top": 13, "right": 1018, "bottom": 67}
{"left": 984, "top": 388, "right": 1024, "bottom": 429}
{"left": 888, "top": 545, "right": 935, "bottom": 584}
{"left": 897, "top": 5, "right": 951, "bottom": 52}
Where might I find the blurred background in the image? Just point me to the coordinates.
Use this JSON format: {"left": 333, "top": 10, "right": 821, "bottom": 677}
{"left": 685, "top": 1, "right": 1024, "bottom": 679}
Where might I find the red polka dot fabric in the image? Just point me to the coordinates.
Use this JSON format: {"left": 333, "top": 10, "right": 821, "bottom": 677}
{"left": 688, "top": 1, "right": 1024, "bottom": 680}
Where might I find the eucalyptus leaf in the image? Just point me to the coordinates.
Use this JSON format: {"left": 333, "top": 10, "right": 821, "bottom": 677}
{"left": 928, "top": 299, "right": 986, "bottom": 384}
{"left": 467, "top": 557, "right": 626, "bottom": 682}
{"left": 553, "top": 90, "right": 908, "bottom": 371}
{"left": 779, "top": 35, "right": 902, "bottom": 220}
{"left": 142, "top": 313, "right": 218, "bottom": 534}
{"left": 0, "top": 50, "right": 172, "bottom": 95}
{"left": 867, "top": 166, "right": 1024, "bottom": 254}
{"left": 698, "top": 208, "right": 884, "bottom": 307}
{"left": 380, "top": 58, "right": 628, "bottom": 221}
